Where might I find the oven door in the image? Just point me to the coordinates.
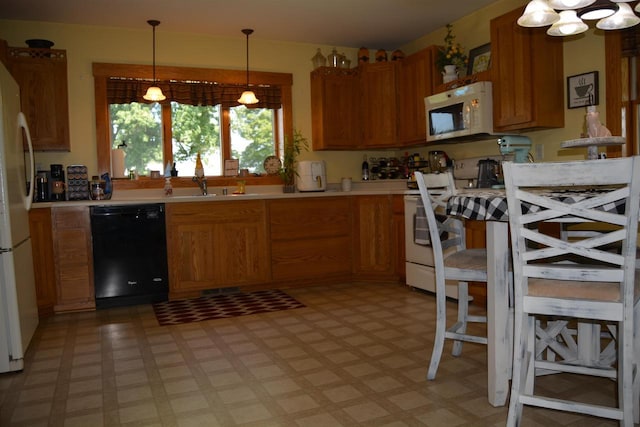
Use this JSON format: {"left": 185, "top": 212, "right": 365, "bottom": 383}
{"left": 404, "top": 194, "right": 458, "bottom": 299}
{"left": 404, "top": 195, "right": 435, "bottom": 265}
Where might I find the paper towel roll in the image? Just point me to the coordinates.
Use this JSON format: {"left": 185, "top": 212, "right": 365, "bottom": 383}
{"left": 111, "top": 149, "right": 126, "bottom": 178}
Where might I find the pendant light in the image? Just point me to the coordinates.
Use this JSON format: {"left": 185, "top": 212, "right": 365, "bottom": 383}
{"left": 238, "top": 28, "right": 259, "bottom": 105}
{"left": 143, "top": 19, "right": 166, "bottom": 102}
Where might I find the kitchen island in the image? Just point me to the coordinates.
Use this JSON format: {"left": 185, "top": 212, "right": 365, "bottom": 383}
{"left": 29, "top": 181, "right": 408, "bottom": 314}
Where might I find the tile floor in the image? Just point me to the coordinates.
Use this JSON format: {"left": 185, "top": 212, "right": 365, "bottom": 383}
{"left": 0, "top": 282, "right": 625, "bottom": 426}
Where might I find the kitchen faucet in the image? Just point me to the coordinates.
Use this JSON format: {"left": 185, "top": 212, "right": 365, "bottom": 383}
{"left": 192, "top": 175, "right": 207, "bottom": 195}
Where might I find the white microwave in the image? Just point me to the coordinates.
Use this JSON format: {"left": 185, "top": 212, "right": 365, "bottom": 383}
{"left": 425, "top": 81, "right": 493, "bottom": 142}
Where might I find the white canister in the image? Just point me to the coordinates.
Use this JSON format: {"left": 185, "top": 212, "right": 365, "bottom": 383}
{"left": 341, "top": 177, "right": 352, "bottom": 192}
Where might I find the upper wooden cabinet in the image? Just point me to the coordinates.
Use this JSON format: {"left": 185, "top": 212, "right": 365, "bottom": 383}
{"left": 311, "top": 47, "right": 438, "bottom": 150}
{"left": 311, "top": 67, "right": 360, "bottom": 150}
{"left": 1, "top": 41, "right": 70, "bottom": 151}
{"left": 396, "top": 47, "right": 438, "bottom": 146}
{"left": 360, "top": 61, "right": 398, "bottom": 148}
{"left": 490, "top": 7, "right": 564, "bottom": 132}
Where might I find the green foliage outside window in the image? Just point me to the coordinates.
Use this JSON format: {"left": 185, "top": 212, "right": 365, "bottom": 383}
{"left": 110, "top": 101, "right": 276, "bottom": 176}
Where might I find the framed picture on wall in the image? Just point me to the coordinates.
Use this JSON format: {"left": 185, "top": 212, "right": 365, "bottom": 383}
{"left": 567, "top": 71, "right": 599, "bottom": 109}
{"left": 467, "top": 43, "right": 491, "bottom": 76}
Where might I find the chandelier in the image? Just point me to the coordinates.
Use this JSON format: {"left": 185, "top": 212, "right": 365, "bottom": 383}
{"left": 518, "top": 0, "right": 640, "bottom": 36}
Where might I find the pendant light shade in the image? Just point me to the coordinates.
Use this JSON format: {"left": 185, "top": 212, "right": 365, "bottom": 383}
{"left": 238, "top": 28, "right": 259, "bottom": 105}
{"left": 143, "top": 19, "right": 166, "bottom": 102}
{"left": 597, "top": 2, "right": 640, "bottom": 29}
{"left": 519, "top": 0, "right": 640, "bottom": 34}
{"left": 518, "top": 0, "right": 561, "bottom": 26}
{"left": 548, "top": 0, "right": 596, "bottom": 9}
{"left": 547, "top": 10, "right": 589, "bottom": 35}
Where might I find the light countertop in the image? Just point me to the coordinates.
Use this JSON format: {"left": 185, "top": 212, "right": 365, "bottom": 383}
{"left": 32, "top": 181, "right": 411, "bottom": 208}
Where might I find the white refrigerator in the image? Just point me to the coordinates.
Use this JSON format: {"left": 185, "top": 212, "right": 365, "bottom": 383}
{"left": 0, "top": 62, "right": 37, "bottom": 373}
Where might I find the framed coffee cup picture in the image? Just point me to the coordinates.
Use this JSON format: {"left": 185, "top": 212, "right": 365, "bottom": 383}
{"left": 567, "top": 71, "right": 598, "bottom": 109}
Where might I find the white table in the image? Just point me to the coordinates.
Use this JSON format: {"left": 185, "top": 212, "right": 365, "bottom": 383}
{"left": 447, "top": 189, "right": 511, "bottom": 407}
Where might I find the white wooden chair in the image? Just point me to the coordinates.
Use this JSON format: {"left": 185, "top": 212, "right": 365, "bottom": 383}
{"left": 414, "top": 171, "right": 491, "bottom": 380}
{"left": 503, "top": 157, "right": 640, "bottom": 426}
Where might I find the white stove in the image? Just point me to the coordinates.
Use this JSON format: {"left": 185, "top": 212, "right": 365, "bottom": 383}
{"left": 403, "top": 155, "right": 504, "bottom": 297}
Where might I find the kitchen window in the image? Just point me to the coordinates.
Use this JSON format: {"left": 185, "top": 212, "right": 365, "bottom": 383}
{"left": 109, "top": 102, "right": 276, "bottom": 177}
{"left": 93, "top": 63, "right": 293, "bottom": 183}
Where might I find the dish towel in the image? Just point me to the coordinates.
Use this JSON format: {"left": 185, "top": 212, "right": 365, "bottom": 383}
{"left": 415, "top": 198, "right": 431, "bottom": 246}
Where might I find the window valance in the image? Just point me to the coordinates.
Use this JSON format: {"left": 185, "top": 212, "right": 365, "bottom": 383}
{"left": 106, "top": 78, "right": 282, "bottom": 109}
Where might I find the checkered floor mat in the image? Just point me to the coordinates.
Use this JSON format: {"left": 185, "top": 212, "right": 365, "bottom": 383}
{"left": 152, "top": 289, "right": 305, "bottom": 326}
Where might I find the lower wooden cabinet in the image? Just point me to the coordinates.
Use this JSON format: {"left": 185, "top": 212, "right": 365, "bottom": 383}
{"left": 391, "top": 195, "right": 406, "bottom": 281}
{"left": 51, "top": 206, "right": 95, "bottom": 312}
{"left": 352, "top": 195, "right": 399, "bottom": 279}
{"left": 269, "top": 197, "right": 352, "bottom": 283}
{"left": 32, "top": 194, "right": 408, "bottom": 309}
{"left": 28, "top": 208, "right": 56, "bottom": 317}
{"left": 166, "top": 201, "right": 270, "bottom": 298}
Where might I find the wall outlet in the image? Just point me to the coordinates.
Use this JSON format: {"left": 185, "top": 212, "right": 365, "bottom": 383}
{"left": 535, "top": 144, "right": 543, "bottom": 161}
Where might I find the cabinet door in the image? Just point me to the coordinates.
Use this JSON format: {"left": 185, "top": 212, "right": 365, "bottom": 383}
{"left": 52, "top": 207, "right": 95, "bottom": 312}
{"left": 396, "top": 47, "right": 437, "bottom": 146}
{"left": 360, "top": 62, "right": 398, "bottom": 147}
{"left": 310, "top": 67, "right": 360, "bottom": 150}
{"left": 269, "top": 197, "right": 352, "bottom": 281}
{"left": 491, "top": 6, "right": 564, "bottom": 131}
{"left": 166, "top": 201, "right": 270, "bottom": 297}
{"left": 352, "top": 195, "right": 395, "bottom": 277}
{"left": 215, "top": 216, "right": 270, "bottom": 285}
{"left": 7, "top": 47, "right": 70, "bottom": 151}
{"left": 28, "top": 208, "right": 56, "bottom": 317}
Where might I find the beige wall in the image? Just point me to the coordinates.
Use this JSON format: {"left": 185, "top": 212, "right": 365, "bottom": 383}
{"left": 0, "top": 0, "right": 610, "bottom": 183}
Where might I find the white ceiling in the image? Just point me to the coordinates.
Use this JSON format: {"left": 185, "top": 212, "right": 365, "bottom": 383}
{"left": 0, "top": 0, "right": 497, "bottom": 50}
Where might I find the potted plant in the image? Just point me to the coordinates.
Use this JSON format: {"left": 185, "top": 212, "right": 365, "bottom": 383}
{"left": 279, "top": 129, "right": 309, "bottom": 193}
{"left": 435, "top": 24, "right": 468, "bottom": 80}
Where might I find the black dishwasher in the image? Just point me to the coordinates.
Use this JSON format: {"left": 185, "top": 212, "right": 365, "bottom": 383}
{"left": 90, "top": 204, "right": 169, "bottom": 308}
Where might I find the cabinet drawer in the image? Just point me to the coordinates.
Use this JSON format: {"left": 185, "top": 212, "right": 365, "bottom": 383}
{"left": 271, "top": 236, "right": 352, "bottom": 280}
{"left": 53, "top": 207, "right": 89, "bottom": 229}
{"left": 269, "top": 197, "right": 350, "bottom": 239}
{"left": 168, "top": 200, "right": 265, "bottom": 223}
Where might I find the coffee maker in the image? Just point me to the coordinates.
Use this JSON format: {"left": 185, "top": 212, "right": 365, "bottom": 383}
{"left": 50, "top": 164, "right": 66, "bottom": 201}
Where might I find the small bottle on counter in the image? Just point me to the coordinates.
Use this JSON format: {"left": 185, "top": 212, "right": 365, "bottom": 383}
{"left": 362, "top": 155, "right": 370, "bottom": 181}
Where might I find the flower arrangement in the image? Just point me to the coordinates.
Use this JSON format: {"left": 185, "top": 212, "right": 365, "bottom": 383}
{"left": 436, "top": 24, "right": 467, "bottom": 73}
